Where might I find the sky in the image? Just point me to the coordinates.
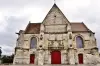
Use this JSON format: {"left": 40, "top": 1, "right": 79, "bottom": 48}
{"left": 0, "top": 0, "right": 100, "bottom": 55}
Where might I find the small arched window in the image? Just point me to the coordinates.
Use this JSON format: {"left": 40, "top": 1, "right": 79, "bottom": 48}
{"left": 76, "top": 36, "right": 83, "bottom": 48}
{"left": 30, "top": 37, "right": 37, "bottom": 49}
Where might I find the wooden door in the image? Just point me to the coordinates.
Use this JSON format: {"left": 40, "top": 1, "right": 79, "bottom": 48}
{"left": 51, "top": 50, "right": 61, "bottom": 64}
{"left": 78, "top": 54, "right": 83, "bottom": 64}
{"left": 30, "top": 54, "right": 35, "bottom": 64}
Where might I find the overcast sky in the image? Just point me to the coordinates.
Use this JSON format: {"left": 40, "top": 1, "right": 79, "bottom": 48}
{"left": 0, "top": 0, "right": 100, "bottom": 55}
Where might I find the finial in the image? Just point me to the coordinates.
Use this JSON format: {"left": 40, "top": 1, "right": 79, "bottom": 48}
{"left": 54, "top": 0, "right": 56, "bottom": 4}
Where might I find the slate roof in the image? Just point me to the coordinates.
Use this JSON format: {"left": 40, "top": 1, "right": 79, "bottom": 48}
{"left": 70, "top": 22, "right": 90, "bottom": 32}
{"left": 24, "top": 23, "right": 41, "bottom": 34}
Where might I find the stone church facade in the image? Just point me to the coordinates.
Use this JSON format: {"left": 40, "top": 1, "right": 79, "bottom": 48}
{"left": 13, "top": 4, "right": 100, "bottom": 65}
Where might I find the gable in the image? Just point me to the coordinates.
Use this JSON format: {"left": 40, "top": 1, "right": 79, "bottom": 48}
{"left": 43, "top": 4, "right": 70, "bottom": 25}
{"left": 23, "top": 4, "right": 93, "bottom": 34}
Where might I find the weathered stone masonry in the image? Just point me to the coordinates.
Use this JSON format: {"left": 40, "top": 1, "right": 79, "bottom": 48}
{"left": 13, "top": 4, "right": 100, "bottom": 65}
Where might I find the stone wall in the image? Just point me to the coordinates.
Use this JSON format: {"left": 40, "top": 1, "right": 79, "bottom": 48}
{"left": 13, "top": 4, "right": 99, "bottom": 65}
{"left": 13, "top": 29, "right": 100, "bottom": 65}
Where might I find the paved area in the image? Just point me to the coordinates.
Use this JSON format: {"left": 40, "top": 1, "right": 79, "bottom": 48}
{"left": 0, "top": 64, "right": 100, "bottom": 66}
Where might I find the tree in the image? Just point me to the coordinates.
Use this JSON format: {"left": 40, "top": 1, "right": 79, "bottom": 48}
{"left": 1, "top": 54, "right": 14, "bottom": 64}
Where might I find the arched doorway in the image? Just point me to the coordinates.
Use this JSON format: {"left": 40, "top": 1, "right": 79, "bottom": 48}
{"left": 30, "top": 54, "right": 35, "bottom": 64}
{"left": 51, "top": 50, "right": 61, "bottom": 64}
{"left": 78, "top": 54, "right": 83, "bottom": 64}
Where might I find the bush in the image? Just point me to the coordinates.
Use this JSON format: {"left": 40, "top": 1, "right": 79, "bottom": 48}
{"left": 1, "top": 54, "right": 14, "bottom": 64}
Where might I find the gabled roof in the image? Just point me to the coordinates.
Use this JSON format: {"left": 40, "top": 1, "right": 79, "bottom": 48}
{"left": 71, "top": 22, "right": 91, "bottom": 32}
{"left": 24, "top": 22, "right": 92, "bottom": 34}
{"left": 23, "top": 4, "right": 93, "bottom": 34}
{"left": 24, "top": 23, "right": 41, "bottom": 34}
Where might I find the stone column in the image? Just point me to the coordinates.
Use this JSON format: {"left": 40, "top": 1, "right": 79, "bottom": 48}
{"left": 44, "top": 50, "right": 49, "bottom": 64}
{"left": 61, "top": 50, "right": 67, "bottom": 64}
{"left": 68, "top": 48, "right": 75, "bottom": 64}
{"left": 38, "top": 50, "right": 44, "bottom": 65}
{"left": 37, "top": 23, "right": 45, "bottom": 65}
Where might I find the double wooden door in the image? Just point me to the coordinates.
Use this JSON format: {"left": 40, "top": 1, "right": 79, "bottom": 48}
{"left": 51, "top": 50, "right": 61, "bottom": 64}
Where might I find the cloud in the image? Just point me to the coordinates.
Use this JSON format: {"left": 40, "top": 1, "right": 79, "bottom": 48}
{"left": 0, "top": 0, "right": 100, "bottom": 55}
{"left": 0, "top": 15, "right": 29, "bottom": 55}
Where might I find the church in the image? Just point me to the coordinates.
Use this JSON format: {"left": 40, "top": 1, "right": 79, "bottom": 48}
{"left": 13, "top": 4, "right": 100, "bottom": 65}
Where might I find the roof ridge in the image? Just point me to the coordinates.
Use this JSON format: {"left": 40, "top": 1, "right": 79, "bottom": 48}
{"left": 82, "top": 22, "right": 90, "bottom": 31}
{"left": 71, "top": 22, "right": 83, "bottom": 23}
{"left": 30, "top": 23, "right": 41, "bottom": 24}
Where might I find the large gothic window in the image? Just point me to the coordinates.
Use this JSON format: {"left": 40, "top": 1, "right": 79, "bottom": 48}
{"left": 30, "top": 37, "right": 37, "bottom": 49}
{"left": 76, "top": 36, "right": 83, "bottom": 48}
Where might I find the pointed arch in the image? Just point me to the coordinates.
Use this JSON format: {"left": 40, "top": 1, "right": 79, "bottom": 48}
{"left": 76, "top": 36, "right": 84, "bottom": 48}
{"left": 30, "top": 37, "right": 37, "bottom": 49}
